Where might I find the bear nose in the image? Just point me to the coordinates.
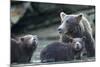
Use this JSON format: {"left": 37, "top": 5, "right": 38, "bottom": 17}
{"left": 76, "top": 44, "right": 81, "bottom": 49}
{"left": 58, "top": 28, "right": 63, "bottom": 33}
{"left": 76, "top": 44, "right": 79, "bottom": 46}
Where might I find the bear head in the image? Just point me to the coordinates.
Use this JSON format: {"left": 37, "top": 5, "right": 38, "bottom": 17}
{"left": 68, "top": 36, "right": 86, "bottom": 51}
{"left": 19, "top": 34, "right": 38, "bottom": 48}
{"left": 58, "top": 12, "right": 83, "bottom": 36}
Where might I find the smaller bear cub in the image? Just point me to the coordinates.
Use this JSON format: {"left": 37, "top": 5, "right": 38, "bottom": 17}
{"left": 70, "top": 37, "right": 87, "bottom": 59}
{"left": 40, "top": 36, "right": 86, "bottom": 63}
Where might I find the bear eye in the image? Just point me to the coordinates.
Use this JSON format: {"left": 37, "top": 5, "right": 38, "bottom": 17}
{"left": 66, "top": 20, "right": 69, "bottom": 23}
{"left": 21, "top": 38, "right": 24, "bottom": 41}
{"left": 33, "top": 39, "right": 36, "bottom": 40}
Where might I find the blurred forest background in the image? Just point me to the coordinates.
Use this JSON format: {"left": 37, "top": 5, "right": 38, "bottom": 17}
{"left": 11, "top": 1, "right": 95, "bottom": 65}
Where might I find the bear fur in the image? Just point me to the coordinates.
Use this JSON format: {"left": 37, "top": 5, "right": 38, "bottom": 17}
{"left": 11, "top": 34, "right": 38, "bottom": 64}
{"left": 70, "top": 37, "right": 87, "bottom": 59}
{"left": 58, "top": 12, "right": 95, "bottom": 57}
{"left": 40, "top": 37, "right": 86, "bottom": 63}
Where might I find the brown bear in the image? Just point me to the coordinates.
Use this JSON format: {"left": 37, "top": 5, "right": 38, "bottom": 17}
{"left": 58, "top": 12, "right": 95, "bottom": 57}
{"left": 40, "top": 37, "right": 86, "bottom": 63}
{"left": 11, "top": 34, "right": 38, "bottom": 64}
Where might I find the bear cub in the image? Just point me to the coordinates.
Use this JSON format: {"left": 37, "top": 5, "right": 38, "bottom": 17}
{"left": 40, "top": 37, "right": 86, "bottom": 63}
{"left": 11, "top": 34, "right": 38, "bottom": 64}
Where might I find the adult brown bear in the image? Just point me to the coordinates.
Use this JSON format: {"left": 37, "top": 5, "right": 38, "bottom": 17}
{"left": 11, "top": 34, "right": 38, "bottom": 64}
{"left": 58, "top": 12, "right": 95, "bottom": 57}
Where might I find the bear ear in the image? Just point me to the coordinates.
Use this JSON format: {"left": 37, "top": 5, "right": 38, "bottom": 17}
{"left": 21, "top": 37, "right": 24, "bottom": 41}
{"left": 60, "top": 12, "right": 67, "bottom": 21}
{"left": 82, "top": 36, "right": 86, "bottom": 41}
{"left": 76, "top": 13, "right": 83, "bottom": 22}
{"left": 68, "top": 37, "right": 73, "bottom": 43}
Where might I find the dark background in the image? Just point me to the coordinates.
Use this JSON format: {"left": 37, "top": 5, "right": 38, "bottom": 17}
{"left": 11, "top": 1, "right": 95, "bottom": 35}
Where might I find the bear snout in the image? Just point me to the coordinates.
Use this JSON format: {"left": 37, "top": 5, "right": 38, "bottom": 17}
{"left": 58, "top": 28, "right": 64, "bottom": 34}
{"left": 74, "top": 42, "right": 82, "bottom": 51}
